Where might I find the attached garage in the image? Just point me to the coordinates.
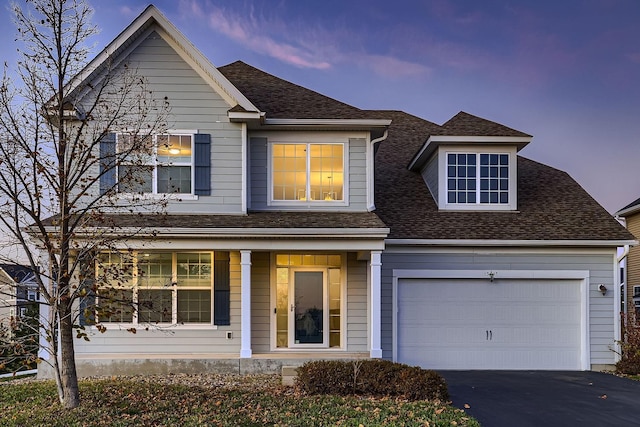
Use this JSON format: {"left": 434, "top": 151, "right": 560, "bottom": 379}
{"left": 394, "top": 272, "right": 588, "bottom": 370}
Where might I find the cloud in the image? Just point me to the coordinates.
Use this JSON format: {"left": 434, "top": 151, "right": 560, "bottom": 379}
{"left": 177, "top": 0, "right": 428, "bottom": 77}
{"left": 202, "top": 4, "right": 331, "bottom": 70}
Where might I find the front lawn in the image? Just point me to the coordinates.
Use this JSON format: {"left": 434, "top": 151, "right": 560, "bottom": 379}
{"left": 0, "top": 374, "right": 479, "bottom": 426}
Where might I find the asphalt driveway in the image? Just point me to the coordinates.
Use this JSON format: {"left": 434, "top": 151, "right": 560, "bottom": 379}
{"left": 439, "top": 370, "right": 640, "bottom": 427}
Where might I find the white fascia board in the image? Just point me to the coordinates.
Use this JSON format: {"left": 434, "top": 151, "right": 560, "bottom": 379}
{"left": 385, "top": 238, "right": 638, "bottom": 247}
{"left": 262, "top": 118, "right": 391, "bottom": 128}
{"left": 70, "top": 227, "right": 389, "bottom": 238}
{"left": 616, "top": 204, "right": 640, "bottom": 218}
{"left": 64, "top": 5, "right": 258, "bottom": 113}
{"left": 76, "top": 238, "right": 387, "bottom": 252}
{"left": 228, "top": 111, "right": 263, "bottom": 121}
{"left": 408, "top": 135, "right": 532, "bottom": 171}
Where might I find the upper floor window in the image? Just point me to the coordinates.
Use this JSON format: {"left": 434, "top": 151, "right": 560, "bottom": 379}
{"left": 117, "top": 134, "right": 193, "bottom": 194}
{"left": 447, "top": 153, "right": 510, "bottom": 205}
{"left": 271, "top": 143, "right": 344, "bottom": 203}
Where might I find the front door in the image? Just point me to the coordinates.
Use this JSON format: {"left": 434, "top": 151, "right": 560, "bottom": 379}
{"left": 290, "top": 270, "right": 326, "bottom": 347}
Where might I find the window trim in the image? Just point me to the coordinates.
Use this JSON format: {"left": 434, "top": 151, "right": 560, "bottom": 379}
{"left": 94, "top": 251, "right": 217, "bottom": 329}
{"left": 265, "top": 133, "right": 351, "bottom": 207}
{"left": 116, "top": 130, "right": 197, "bottom": 196}
{"left": 437, "top": 146, "right": 517, "bottom": 211}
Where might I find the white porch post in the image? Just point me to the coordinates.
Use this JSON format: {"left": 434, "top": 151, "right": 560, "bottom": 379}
{"left": 370, "top": 250, "right": 382, "bottom": 358}
{"left": 240, "top": 250, "right": 252, "bottom": 358}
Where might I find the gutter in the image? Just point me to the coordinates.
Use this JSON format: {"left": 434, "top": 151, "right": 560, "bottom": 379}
{"left": 385, "top": 238, "right": 638, "bottom": 247}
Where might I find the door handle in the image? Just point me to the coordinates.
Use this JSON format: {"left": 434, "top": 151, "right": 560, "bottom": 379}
{"left": 291, "top": 304, "right": 294, "bottom": 312}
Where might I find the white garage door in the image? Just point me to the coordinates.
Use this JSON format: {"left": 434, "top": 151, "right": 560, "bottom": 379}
{"left": 397, "top": 278, "right": 582, "bottom": 370}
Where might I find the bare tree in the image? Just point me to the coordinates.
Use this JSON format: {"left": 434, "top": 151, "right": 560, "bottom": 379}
{"left": 0, "top": 0, "right": 169, "bottom": 408}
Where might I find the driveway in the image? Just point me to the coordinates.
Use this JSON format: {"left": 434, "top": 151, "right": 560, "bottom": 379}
{"left": 439, "top": 370, "right": 640, "bottom": 427}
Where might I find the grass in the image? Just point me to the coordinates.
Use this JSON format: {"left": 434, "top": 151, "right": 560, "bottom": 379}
{"left": 0, "top": 375, "right": 480, "bottom": 426}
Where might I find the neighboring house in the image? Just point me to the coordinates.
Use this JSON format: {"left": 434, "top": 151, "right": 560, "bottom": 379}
{"left": 38, "top": 5, "right": 637, "bottom": 377}
{"left": 616, "top": 198, "right": 640, "bottom": 317}
{"left": 0, "top": 264, "right": 39, "bottom": 329}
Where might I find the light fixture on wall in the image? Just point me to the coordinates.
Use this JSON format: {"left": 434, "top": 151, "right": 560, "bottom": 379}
{"left": 487, "top": 271, "right": 496, "bottom": 283}
{"left": 598, "top": 284, "right": 607, "bottom": 296}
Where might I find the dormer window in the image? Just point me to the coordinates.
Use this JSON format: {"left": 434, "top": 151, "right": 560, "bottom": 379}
{"left": 437, "top": 147, "right": 516, "bottom": 210}
{"left": 447, "top": 153, "right": 509, "bottom": 205}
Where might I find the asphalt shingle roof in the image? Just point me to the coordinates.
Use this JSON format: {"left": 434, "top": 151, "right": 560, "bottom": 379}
{"left": 49, "top": 212, "right": 387, "bottom": 231}
{"left": 373, "top": 111, "right": 634, "bottom": 241}
{"left": 438, "top": 111, "right": 532, "bottom": 137}
{"left": 218, "top": 61, "right": 386, "bottom": 120}
{"left": 66, "top": 61, "right": 634, "bottom": 243}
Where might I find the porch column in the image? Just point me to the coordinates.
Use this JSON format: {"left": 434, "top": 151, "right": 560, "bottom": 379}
{"left": 370, "top": 250, "right": 382, "bottom": 358}
{"left": 240, "top": 250, "right": 252, "bottom": 358}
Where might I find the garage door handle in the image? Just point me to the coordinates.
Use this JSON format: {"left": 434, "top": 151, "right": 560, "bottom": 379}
{"left": 490, "top": 330, "right": 492, "bottom": 340}
{"left": 486, "top": 330, "right": 488, "bottom": 340}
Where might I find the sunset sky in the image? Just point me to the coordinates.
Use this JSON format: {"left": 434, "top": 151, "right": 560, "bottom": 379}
{"left": 1, "top": 0, "right": 639, "bottom": 214}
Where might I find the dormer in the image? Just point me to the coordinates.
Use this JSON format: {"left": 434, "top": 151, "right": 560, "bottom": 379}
{"left": 408, "top": 112, "right": 532, "bottom": 211}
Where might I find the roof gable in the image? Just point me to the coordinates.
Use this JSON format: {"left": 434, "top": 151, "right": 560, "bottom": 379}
{"left": 438, "top": 111, "right": 532, "bottom": 138}
{"left": 65, "top": 5, "right": 257, "bottom": 113}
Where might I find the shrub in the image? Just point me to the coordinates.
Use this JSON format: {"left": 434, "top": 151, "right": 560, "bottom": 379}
{"left": 616, "top": 311, "right": 640, "bottom": 375}
{"left": 295, "top": 359, "right": 449, "bottom": 401}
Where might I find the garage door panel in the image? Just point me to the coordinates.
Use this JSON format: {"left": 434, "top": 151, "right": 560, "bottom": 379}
{"left": 397, "top": 278, "right": 582, "bottom": 370}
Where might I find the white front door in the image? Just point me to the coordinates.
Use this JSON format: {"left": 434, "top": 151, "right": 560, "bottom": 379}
{"left": 290, "top": 269, "right": 327, "bottom": 347}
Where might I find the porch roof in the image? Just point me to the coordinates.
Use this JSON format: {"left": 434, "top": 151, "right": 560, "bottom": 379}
{"left": 44, "top": 211, "right": 388, "bottom": 234}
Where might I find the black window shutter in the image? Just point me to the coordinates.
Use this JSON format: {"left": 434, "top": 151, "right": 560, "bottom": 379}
{"left": 194, "top": 133, "right": 211, "bottom": 196}
{"left": 214, "top": 251, "right": 230, "bottom": 325}
{"left": 99, "top": 133, "right": 117, "bottom": 195}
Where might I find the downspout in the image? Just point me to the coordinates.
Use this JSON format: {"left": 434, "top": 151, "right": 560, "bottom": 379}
{"left": 367, "top": 129, "right": 389, "bottom": 211}
{"left": 618, "top": 244, "right": 630, "bottom": 314}
{"left": 614, "top": 244, "right": 630, "bottom": 364}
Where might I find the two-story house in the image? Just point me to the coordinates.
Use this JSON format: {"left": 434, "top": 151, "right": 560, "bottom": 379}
{"left": 0, "top": 264, "right": 38, "bottom": 331}
{"left": 616, "top": 198, "right": 640, "bottom": 317}
{"left": 37, "top": 5, "right": 636, "bottom": 378}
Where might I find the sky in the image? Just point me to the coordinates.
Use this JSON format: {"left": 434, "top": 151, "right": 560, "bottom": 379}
{"left": 1, "top": 0, "right": 639, "bottom": 214}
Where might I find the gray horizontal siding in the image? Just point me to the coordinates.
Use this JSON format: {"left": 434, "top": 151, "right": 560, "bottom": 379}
{"left": 346, "top": 253, "right": 368, "bottom": 352}
{"left": 248, "top": 136, "right": 369, "bottom": 211}
{"left": 251, "top": 252, "right": 271, "bottom": 353}
{"left": 100, "top": 30, "right": 244, "bottom": 214}
{"left": 75, "top": 250, "right": 242, "bottom": 355}
{"left": 381, "top": 248, "right": 618, "bottom": 366}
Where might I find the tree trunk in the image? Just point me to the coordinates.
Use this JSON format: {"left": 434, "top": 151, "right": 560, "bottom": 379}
{"left": 58, "top": 304, "right": 80, "bottom": 409}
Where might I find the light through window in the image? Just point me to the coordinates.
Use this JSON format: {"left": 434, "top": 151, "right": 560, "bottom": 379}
{"left": 117, "top": 134, "right": 193, "bottom": 194}
{"left": 95, "top": 251, "right": 212, "bottom": 325}
{"left": 272, "top": 143, "right": 344, "bottom": 202}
